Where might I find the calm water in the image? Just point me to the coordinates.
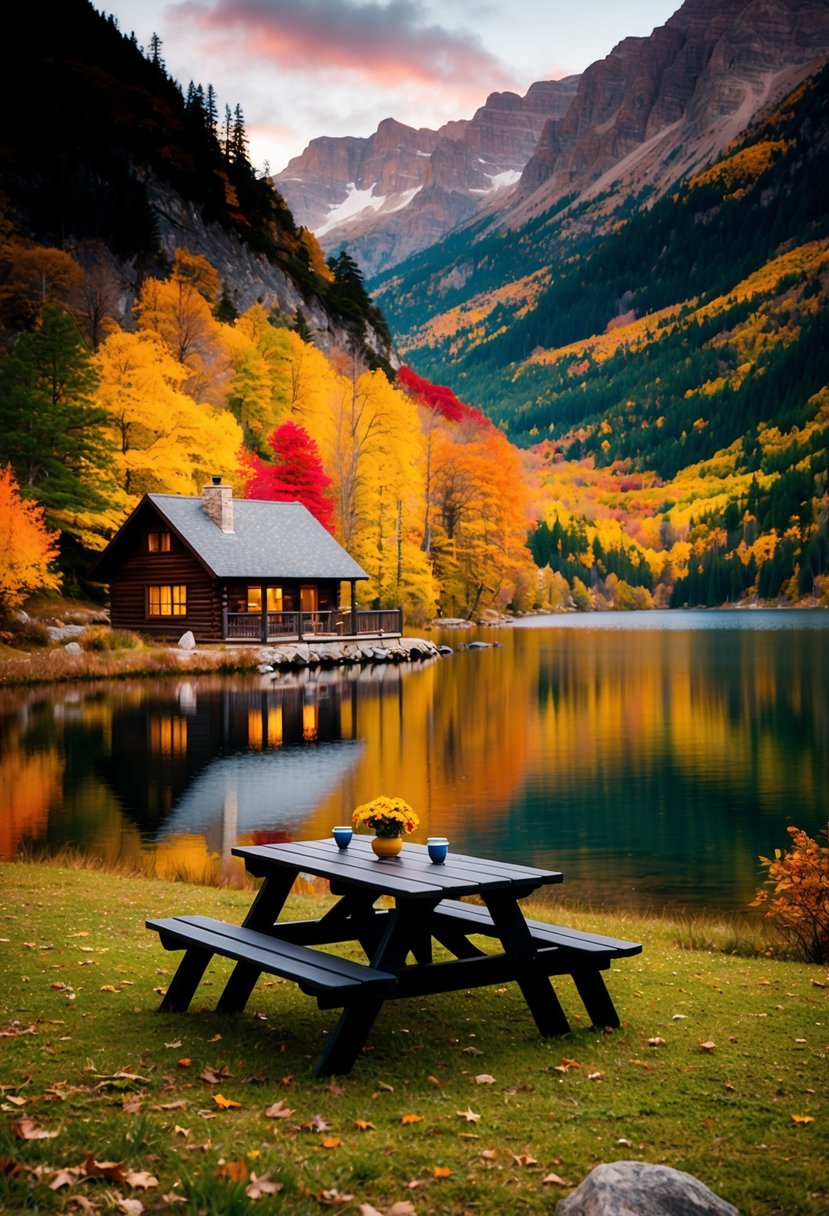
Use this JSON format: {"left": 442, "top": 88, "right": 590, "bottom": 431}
{"left": 2, "top": 610, "right": 827, "bottom": 915}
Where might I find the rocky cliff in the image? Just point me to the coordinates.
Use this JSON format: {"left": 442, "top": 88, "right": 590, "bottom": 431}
{"left": 509, "top": 0, "right": 829, "bottom": 222}
{"left": 274, "top": 78, "right": 579, "bottom": 277}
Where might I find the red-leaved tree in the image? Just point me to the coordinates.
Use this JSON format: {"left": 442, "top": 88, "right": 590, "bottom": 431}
{"left": 243, "top": 421, "right": 334, "bottom": 531}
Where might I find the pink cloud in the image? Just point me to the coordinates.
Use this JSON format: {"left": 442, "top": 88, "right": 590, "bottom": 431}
{"left": 171, "top": 0, "right": 515, "bottom": 91}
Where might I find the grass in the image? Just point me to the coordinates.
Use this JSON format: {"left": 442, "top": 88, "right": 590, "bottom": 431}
{"left": 1, "top": 862, "right": 827, "bottom": 1216}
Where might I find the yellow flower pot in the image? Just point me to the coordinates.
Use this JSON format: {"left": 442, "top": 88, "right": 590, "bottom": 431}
{"left": 371, "top": 835, "right": 403, "bottom": 859}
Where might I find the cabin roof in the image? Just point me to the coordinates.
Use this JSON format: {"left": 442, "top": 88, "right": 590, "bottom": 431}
{"left": 148, "top": 495, "right": 368, "bottom": 581}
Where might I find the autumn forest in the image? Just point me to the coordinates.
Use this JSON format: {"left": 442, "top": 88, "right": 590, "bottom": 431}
{"left": 1, "top": 1, "right": 828, "bottom": 627}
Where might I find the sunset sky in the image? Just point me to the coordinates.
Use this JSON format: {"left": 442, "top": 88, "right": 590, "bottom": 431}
{"left": 98, "top": 0, "right": 682, "bottom": 172}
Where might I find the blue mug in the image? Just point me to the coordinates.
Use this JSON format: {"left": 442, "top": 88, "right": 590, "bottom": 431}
{"left": 427, "top": 837, "right": 448, "bottom": 864}
{"left": 333, "top": 825, "right": 353, "bottom": 849}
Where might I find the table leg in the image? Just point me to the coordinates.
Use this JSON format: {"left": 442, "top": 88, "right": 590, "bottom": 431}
{"left": 571, "top": 970, "right": 620, "bottom": 1029}
{"left": 160, "top": 948, "right": 212, "bottom": 1012}
{"left": 483, "top": 893, "right": 571, "bottom": 1037}
{"left": 314, "top": 904, "right": 418, "bottom": 1076}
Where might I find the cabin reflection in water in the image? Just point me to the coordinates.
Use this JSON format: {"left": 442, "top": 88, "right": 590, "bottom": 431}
{"left": 99, "top": 679, "right": 362, "bottom": 860}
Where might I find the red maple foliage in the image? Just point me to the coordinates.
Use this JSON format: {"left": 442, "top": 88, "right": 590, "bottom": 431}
{"left": 397, "top": 365, "right": 492, "bottom": 428}
{"left": 243, "top": 421, "right": 334, "bottom": 531}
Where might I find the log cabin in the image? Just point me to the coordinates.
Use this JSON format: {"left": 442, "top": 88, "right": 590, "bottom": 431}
{"left": 88, "top": 478, "right": 402, "bottom": 643}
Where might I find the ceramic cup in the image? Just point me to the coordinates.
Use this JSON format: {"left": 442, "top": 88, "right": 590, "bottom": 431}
{"left": 427, "top": 836, "right": 449, "bottom": 864}
{"left": 332, "top": 825, "right": 353, "bottom": 849}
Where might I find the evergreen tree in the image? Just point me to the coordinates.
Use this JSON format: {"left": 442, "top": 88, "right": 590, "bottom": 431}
{"left": 0, "top": 305, "right": 117, "bottom": 532}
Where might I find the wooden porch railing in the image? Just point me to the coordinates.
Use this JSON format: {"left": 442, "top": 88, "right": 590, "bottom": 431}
{"left": 222, "top": 607, "right": 403, "bottom": 643}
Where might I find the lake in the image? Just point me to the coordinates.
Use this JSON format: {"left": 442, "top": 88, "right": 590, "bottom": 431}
{"left": 2, "top": 610, "right": 827, "bottom": 916}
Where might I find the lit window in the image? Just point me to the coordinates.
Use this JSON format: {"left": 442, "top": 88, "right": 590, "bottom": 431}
{"left": 266, "top": 587, "right": 283, "bottom": 612}
{"left": 149, "top": 716, "right": 188, "bottom": 755}
{"left": 246, "top": 586, "right": 262, "bottom": 613}
{"left": 147, "top": 531, "right": 171, "bottom": 553}
{"left": 148, "top": 585, "right": 187, "bottom": 616}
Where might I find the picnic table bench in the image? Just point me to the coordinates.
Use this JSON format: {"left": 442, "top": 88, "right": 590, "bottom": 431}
{"left": 146, "top": 837, "right": 642, "bottom": 1075}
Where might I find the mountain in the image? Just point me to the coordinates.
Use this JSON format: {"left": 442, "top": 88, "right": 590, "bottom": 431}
{"left": 274, "top": 79, "right": 579, "bottom": 278}
{"left": 507, "top": 0, "right": 829, "bottom": 225}
{"left": 0, "top": 0, "right": 392, "bottom": 365}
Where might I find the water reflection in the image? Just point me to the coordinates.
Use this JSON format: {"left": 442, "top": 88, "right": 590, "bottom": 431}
{"left": 0, "top": 612, "right": 826, "bottom": 913}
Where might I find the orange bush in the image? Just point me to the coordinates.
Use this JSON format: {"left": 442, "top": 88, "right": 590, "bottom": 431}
{"left": 751, "top": 825, "right": 829, "bottom": 962}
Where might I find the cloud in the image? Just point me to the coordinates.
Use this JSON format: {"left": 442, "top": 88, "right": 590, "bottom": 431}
{"left": 170, "top": 0, "right": 514, "bottom": 91}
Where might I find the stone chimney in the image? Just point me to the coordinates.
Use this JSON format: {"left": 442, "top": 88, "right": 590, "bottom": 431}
{"left": 202, "top": 475, "right": 234, "bottom": 533}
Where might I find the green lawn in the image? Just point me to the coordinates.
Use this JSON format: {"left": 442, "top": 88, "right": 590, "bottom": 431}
{"left": 1, "top": 862, "right": 826, "bottom": 1214}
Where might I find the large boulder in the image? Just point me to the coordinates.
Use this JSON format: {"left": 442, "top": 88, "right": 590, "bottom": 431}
{"left": 177, "top": 631, "right": 196, "bottom": 650}
{"left": 556, "top": 1162, "right": 739, "bottom": 1216}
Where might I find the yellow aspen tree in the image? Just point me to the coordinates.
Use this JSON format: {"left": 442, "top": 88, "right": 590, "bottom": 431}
{"left": 95, "top": 330, "right": 243, "bottom": 499}
{"left": 134, "top": 249, "right": 227, "bottom": 404}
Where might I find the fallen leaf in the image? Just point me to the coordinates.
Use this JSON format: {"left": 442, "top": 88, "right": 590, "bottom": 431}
{"left": 473, "top": 1074, "right": 495, "bottom": 1085}
{"left": 207, "top": 1033, "right": 222, "bottom": 1042}
{"left": 246, "top": 1172, "right": 282, "bottom": 1199}
{"left": 427, "top": 1075, "right": 442, "bottom": 1088}
{"left": 173, "top": 1126, "right": 190, "bottom": 1138}
{"left": 153, "top": 1100, "right": 188, "bottom": 1111}
{"left": 542, "top": 1172, "right": 572, "bottom": 1186}
{"left": 648, "top": 1037, "right": 666, "bottom": 1047}
{"left": 791, "top": 1114, "right": 815, "bottom": 1125}
{"left": 322, "top": 1137, "right": 341, "bottom": 1149}
{"left": 433, "top": 1165, "right": 452, "bottom": 1178}
{"left": 456, "top": 1107, "right": 481, "bottom": 1123}
{"left": 699, "top": 1041, "right": 716, "bottom": 1052}
{"left": 264, "top": 1100, "right": 294, "bottom": 1120}
{"left": 48, "top": 1168, "right": 81, "bottom": 1189}
{"left": 125, "top": 1170, "right": 159, "bottom": 1189}
{"left": 177, "top": 1059, "right": 191, "bottom": 1068}
{"left": 99, "top": 985, "right": 119, "bottom": 993}
{"left": 355, "top": 1119, "right": 376, "bottom": 1131}
{"left": 216, "top": 1160, "right": 247, "bottom": 1182}
{"left": 481, "top": 1148, "right": 498, "bottom": 1160}
{"left": 401, "top": 1113, "right": 423, "bottom": 1125}
{"left": 81, "top": 1155, "right": 127, "bottom": 1181}
{"left": 317, "top": 1188, "right": 354, "bottom": 1205}
{"left": 164, "top": 1040, "right": 182, "bottom": 1049}
{"left": 462, "top": 1045, "right": 484, "bottom": 1056}
{"left": 303, "top": 1114, "right": 332, "bottom": 1133}
{"left": 115, "top": 1198, "right": 143, "bottom": 1216}
{"left": 212, "top": 1093, "right": 242, "bottom": 1110}
{"left": 10, "top": 1118, "right": 59, "bottom": 1141}
{"left": 512, "top": 1152, "right": 538, "bottom": 1167}
{"left": 200, "top": 1066, "right": 232, "bottom": 1084}
{"left": 587, "top": 1071, "right": 605, "bottom": 1081}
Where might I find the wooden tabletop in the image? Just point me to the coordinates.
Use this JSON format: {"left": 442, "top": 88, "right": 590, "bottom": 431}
{"left": 232, "top": 836, "right": 563, "bottom": 901}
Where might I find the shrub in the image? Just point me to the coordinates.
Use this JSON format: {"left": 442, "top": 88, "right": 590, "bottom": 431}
{"left": 751, "top": 825, "right": 829, "bottom": 962}
{"left": 81, "top": 626, "right": 144, "bottom": 652}
{"left": 9, "top": 618, "right": 52, "bottom": 649}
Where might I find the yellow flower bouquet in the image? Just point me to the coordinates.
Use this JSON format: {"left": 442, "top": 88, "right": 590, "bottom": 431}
{"left": 352, "top": 795, "right": 419, "bottom": 839}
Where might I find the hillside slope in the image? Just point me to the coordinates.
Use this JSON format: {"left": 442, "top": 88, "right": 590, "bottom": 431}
{"left": 0, "top": 0, "right": 391, "bottom": 363}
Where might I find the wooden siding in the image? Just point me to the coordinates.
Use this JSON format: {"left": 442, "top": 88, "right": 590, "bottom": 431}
{"left": 109, "top": 520, "right": 221, "bottom": 641}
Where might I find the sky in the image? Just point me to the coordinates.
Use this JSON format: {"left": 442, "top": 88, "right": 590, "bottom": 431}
{"left": 97, "top": 0, "right": 683, "bottom": 173}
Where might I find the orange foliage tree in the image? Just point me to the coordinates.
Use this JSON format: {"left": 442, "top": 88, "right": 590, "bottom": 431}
{"left": 0, "top": 465, "right": 60, "bottom": 615}
{"left": 751, "top": 825, "right": 829, "bottom": 962}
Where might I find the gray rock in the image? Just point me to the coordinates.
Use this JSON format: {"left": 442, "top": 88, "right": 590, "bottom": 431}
{"left": 555, "top": 1161, "right": 739, "bottom": 1216}
{"left": 372, "top": 647, "right": 391, "bottom": 661}
{"left": 177, "top": 631, "right": 196, "bottom": 650}
{"left": 257, "top": 663, "right": 274, "bottom": 674}
{"left": 467, "top": 640, "right": 491, "bottom": 650}
{"left": 63, "top": 641, "right": 83, "bottom": 655}
{"left": 438, "top": 644, "right": 454, "bottom": 655}
{"left": 47, "top": 623, "right": 86, "bottom": 642}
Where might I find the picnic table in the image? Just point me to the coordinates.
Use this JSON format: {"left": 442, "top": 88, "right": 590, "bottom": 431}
{"left": 147, "top": 836, "right": 641, "bottom": 1076}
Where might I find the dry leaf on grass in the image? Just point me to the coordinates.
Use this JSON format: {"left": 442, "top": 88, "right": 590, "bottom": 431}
{"left": 246, "top": 1172, "right": 282, "bottom": 1199}
{"left": 456, "top": 1107, "right": 481, "bottom": 1123}
{"left": 11, "top": 1119, "right": 59, "bottom": 1141}
{"left": 473, "top": 1074, "right": 495, "bottom": 1085}
{"left": 212, "top": 1093, "right": 242, "bottom": 1110}
{"left": 264, "top": 1100, "right": 294, "bottom": 1119}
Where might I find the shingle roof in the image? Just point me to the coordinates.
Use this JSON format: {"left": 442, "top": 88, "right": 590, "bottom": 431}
{"left": 149, "top": 495, "right": 368, "bottom": 581}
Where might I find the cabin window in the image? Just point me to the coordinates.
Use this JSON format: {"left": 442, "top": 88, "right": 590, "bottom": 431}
{"left": 245, "top": 586, "right": 283, "bottom": 612}
{"left": 147, "top": 530, "right": 171, "bottom": 553}
{"left": 148, "top": 585, "right": 187, "bottom": 616}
